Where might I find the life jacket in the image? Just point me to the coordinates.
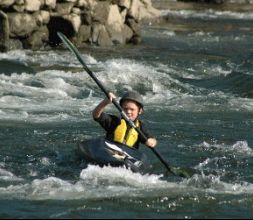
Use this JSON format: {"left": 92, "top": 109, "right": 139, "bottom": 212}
{"left": 113, "top": 119, "right": 140, "bottom": 148}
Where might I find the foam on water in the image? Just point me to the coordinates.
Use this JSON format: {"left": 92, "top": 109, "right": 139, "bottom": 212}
{"left": 0, "top": 164, "right": 253, "bottom": 201}
{"left": 161, "top": 9, "right": 253, "bottom": 20}
{"left": 0, "top": 50, "right": 30, "bottom": 63}
{"left": 0, "top": 168, "right": 23, "bottom": 182}
{"left": 0, "top": 50, "right": 252, "bottom": 124}
{"left": 183, "top": 173, "right": 253, "bottom": 195}
{"left": 199, "top": 140, "right": 253, "bottom": 156}
{"left": 0, "top": 165, "right": 182, "bottom": 200}
{"left": 0, "top": 49, "right": 98, "bottom": 68}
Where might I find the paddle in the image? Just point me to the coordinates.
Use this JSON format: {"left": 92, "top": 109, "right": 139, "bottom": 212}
{"left": 57, "top": 32, "right": 196, "bottom": 178}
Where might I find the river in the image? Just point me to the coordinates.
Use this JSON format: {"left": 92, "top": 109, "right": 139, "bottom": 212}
{"left": 0, "top": 6, "right": 253, "bottom": 219}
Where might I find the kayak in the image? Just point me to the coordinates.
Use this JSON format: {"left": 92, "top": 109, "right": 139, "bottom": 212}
{"left": 76, "top": 138, "right": 151, "bottom": 173}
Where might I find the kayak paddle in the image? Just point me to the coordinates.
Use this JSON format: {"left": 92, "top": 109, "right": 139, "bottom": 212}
{"left": 57, "top": 32, "right": 196, "bottom": 178}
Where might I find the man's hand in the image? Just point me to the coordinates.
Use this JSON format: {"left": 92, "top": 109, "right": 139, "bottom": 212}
{"left": 146, "top": 138, "right": 157, "bottom": 148}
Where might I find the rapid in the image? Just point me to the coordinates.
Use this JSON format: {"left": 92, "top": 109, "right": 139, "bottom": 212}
{"left": 0, "top": 7, "right": 253, "bottom": 218}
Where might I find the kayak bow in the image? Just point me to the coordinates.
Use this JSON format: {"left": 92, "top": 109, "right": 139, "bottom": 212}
{"left": 76, "top": 138, "right": 151, "bottom": 173}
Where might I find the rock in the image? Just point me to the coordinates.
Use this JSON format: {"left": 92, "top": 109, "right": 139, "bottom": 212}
{"left": 44, "top": 0, "right": 57, "bottom": 9}
{"left": 118, "top": 0, "right": 131, "bottom": 9}
{"left": 126, "top": 18, "right": 141, "bottom": 35}
{"left": 8, "top": 13, "right": 38, "bottom": 37}
{"left": 122, "top": 24, "right": 134, "bottom": 43}
{"left": 0, "top": 0, "right": 15, "bottom": 7}
{"left": 0, "top": 10, "right": 9, "bottom": 52}
{"left": 0, "top": 0, "right": 161, "bottom": 50}
{"left": 75, "top": 24, "right": 91, "bottom": 46}
{"left": 36, "top": 10, "right": 50, "bottom": 25}
{"left": 7, "top": 38, "right": 23, "bottom": 50}
{"left": 24, "top": 0, "right": 41, "bottom": 12}
{"left": 106, "top": 4, "right": 125, "bottom": 44}
{"left": 63, "top": 14, "right": 81, "bottom": 33}
{"left": 92, "top": 1, "right": 110, "bottom": 24}
{"left": 56, "top": 3, "right": 74, "bottom": 15}
{"left": 139, "top": 0, "right": 161, "bottom": 19}
{"left": 23, "top": 26, "right": 49, "bottom": 49}
{"left": 97, "top": 25, "right": 113, "bottom": 47}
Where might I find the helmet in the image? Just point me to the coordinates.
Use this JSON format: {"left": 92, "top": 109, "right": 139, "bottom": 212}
{"left": 120, "top": 91, "right": 144, "bottom": 108}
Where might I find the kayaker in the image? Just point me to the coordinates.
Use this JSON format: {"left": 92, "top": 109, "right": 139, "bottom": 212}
{"left": 92, "top": 91, "right": 157, "bottom": 149}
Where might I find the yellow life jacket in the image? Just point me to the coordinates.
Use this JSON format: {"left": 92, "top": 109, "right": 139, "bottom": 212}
{"left": 113, "top": 119, "right": 140, "bottom": 148}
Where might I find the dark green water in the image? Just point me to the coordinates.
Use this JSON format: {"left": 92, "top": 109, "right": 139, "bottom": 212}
{"left": 0, "top": 9, "right": 253, "bottom": 218}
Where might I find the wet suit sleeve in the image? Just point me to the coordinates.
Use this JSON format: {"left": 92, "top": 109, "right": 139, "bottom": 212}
{"left": 94, "top": 112, "right": 120, "bottom": 134}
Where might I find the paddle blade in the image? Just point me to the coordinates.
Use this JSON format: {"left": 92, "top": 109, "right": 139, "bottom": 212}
{"left": 170, "top": 166, "right": 197, "bottom": 178}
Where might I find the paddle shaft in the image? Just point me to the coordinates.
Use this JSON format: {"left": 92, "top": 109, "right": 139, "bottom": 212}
{"left": 57, "top": 32, "right": 175, "bottom": 175}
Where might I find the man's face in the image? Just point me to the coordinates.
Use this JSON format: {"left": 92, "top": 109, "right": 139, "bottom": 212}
{"left": 121, "top": 100, "right": 142, "bottom": 121}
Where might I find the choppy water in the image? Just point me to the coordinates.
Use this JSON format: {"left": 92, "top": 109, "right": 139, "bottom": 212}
{"left": 0, "top": 8, "right": 253, "bottom": 219}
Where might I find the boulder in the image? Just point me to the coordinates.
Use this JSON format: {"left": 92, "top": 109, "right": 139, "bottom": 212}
{"left": 8, "top": 13, "right": 38, "bottom": 37}
{"left": 44, "top": 0, "right": 57, "bottom": 9}
{"left": 23, "top": 26, "right": 49, "bottom": 49}
{"left": 24, "top": 0, "right": 41, "bottom": 12}
{"left": 0, "top": 0, "right": 15, "bottom": 7}
{"left": 0, "top": 10, "right": 9, "bottom": 52}
{"left": 0, "top": 0, "right": 161, "bottom": 50}
{"left": 106, "top": 4, "right": 125, "bottom": 44}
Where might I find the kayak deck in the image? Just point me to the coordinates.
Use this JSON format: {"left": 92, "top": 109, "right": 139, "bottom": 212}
{"left": 76, "top": 138, "right": 150, "bottom": 173}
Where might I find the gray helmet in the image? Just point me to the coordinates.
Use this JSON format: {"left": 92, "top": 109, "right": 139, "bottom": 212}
{"left": 120, "top": 91, "right": 144, "bottom": 108}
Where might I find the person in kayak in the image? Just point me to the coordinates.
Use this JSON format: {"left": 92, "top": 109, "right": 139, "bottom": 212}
{"left": 92, "top": 91, "right": 157, "bottom": 149}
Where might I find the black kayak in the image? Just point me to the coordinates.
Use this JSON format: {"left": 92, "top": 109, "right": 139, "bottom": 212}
{"left": 76, "top": 138, "right": 151, "bottom": 173}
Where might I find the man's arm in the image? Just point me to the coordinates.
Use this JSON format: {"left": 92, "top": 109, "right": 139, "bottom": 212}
{"left": 92, "top": 92, "right": 116, "bottom": 119}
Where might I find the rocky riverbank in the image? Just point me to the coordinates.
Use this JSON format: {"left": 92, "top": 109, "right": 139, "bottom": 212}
{"left": 0, "top": 0, "right": 160, "bottom": 52}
